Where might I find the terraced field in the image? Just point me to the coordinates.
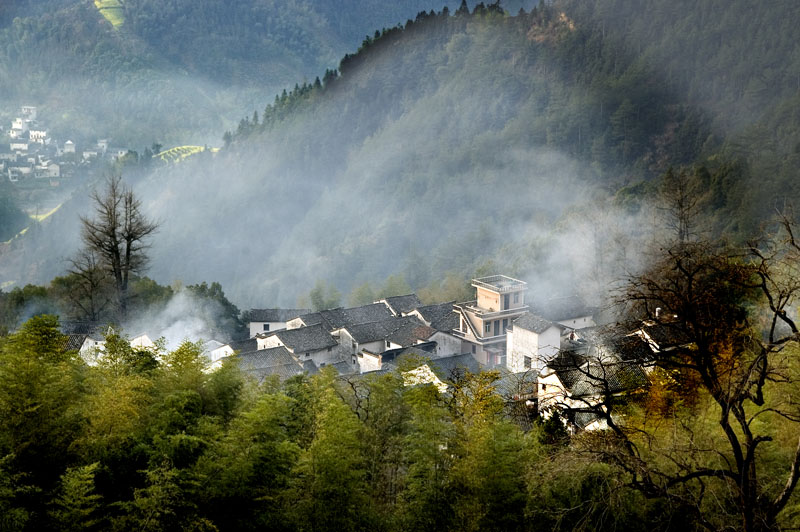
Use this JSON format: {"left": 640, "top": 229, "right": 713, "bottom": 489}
{"left": 95, "top": 0, "right": 125, "bottom": 28}
{"left": 156, "top": 146, "right": 219, "bottom": 163}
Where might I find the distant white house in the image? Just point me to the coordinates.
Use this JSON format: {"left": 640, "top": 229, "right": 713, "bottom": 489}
{"left": 63, "top": 140, "right": 76, "bottom": 154}
{"left": 202, "top": 339, "right": 235, "bottom": 365}
{"left": 247, "top": 308, "right": 310, "bottom": 337}
{"left": 28, "top": 129, "right": 49, "bottom": 145}
{"left": 10, "top": 141, "right": 28, "bottom": 153}
{"left": 20, "top": 106, "right": 36, "bottom": 121}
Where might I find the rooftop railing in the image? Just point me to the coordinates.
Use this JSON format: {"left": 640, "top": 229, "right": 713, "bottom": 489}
{"left": 471, "top": 275, "right": 527, "bottom": 293}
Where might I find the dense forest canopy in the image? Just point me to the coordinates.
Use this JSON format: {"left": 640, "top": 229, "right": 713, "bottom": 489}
{"left": 0, "top": 0, "right": 467, "bottom": 145}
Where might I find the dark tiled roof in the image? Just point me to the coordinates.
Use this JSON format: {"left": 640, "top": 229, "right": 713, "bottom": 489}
{"left": 61, "top": 334, "right": 88, "bottom": 352}
{"left": 235, "top": 346, "right": 296, "bottom": 369}
{"left": 345, "top": 316, "right": 435, "bottom": 346}
{"left": 607, "top": 334, "right": 655, "bottom": 362}
{"left": 302, "top": 359, "right": 319, "bottom": 374}
{"left": 60, "top": 321, "right": 110, "bottom": 340}
{"left": 386, "top": 318, "right": 437, "bottom": 346}
{"left": 641, "top": 321, "right": 692, "bottom": 350}
{"left": 554, "top": 361, "right": 648, "bottom": 398}
{"left": 342, "top": 303, "right": 394, "bottom": 327}
{"left": 329, "top": 359, "right": 358, "bottom": 375}
{"left": 380, "top": 342, "right": 437, "bottom": 365}
{"left": 248, "top": 308, "right": 310, "bottom": 322}
{"left": 229, "top": 338, "right": 258, "bottom": 353}
{"left": 381, "top": 294, "right": 422, "bottom": 315}
{"left": 224, "top": 346, "right": 306, "bottom": 383}
{"left": 412, "top": 301, "right": 459, "bottom": 331}
{"left": 427, "top": 353, "right": 483, "bottom": 380}
{"left": 347, "top": 319, "right": 400, "bottom": 344}
{"left": 533, "top": 295, "right": 595, "bottom": 322}
{"left": 494, "top": 369, "right": 538, "bottom": 399}
{"left": 275, "top": 324, "right": 337, "bottom": 353}
{"left": 513, "top": 312, "right": 557, "bottom": 334}
{"left": 297, "top": 303, "right": 393, "bottom": 331}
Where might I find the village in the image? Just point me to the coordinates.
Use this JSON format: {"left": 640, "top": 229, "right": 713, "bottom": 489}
{"left": 61, "top": 274, "right": 687, "bottom": 433}
{"left": 1, "top": 105, "right": 129, "bottom": 185}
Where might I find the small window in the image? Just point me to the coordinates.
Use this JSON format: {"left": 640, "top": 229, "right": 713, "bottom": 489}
{"left": 472, "top": 345, "right": 476, "bottom": 354}
{"left": 513, "top": 293, "right": 519, "bottom": 304}
{"left": 386, "top": 340, "right": 391, "bottom": 348}
{"left": 327, "top": 347, "right": 332, "bottom": 352}
{"left": 485, "top": 323, "right": 491, "bottom": 334}
{"left": 524, "top": 356, "right": 532, "bottom": 369}
{"left": 263, "top": 323, "right": 270, "bottom": 331}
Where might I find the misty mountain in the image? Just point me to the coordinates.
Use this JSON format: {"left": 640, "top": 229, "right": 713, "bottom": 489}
{"left": 0, "top": 0, "right": 469, "bottom": 145}
{"left": 5, "top": 1, "right": 800, "bottom": 309}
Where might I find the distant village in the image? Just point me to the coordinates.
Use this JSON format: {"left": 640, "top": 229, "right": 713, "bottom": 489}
{"left": 1, "top": 105, "right": 129, "bottom": 185}
{"left": 61, "top": 274, "right": 685, "bottom": 433}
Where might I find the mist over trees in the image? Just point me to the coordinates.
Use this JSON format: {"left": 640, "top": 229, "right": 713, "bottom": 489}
{"left": 6, "top": 1, "right": 799, "bottom": 305}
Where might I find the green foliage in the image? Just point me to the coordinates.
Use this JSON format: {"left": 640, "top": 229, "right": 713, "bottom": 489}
{"left": 306, "top": 280, "right": 342, "bottom": 311}
{"left": 48, "top": 462, "right": 103, "bottom": 532}
{"left": 348, "top": 281, "right": 376, "bottom": 307}
{"left": 288, "top": 383, "right": 373, "bottom": 531}
{"left": 378, "top": 274, "right": 412, "bottom": 299}
{"left": 186, "top": 282, "right": 245, "bottom": 339}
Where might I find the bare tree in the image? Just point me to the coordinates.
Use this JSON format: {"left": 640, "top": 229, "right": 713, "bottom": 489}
{"left": 660, "top": 167, "right": 699, "bottom": 244}
{"left": 79, "top": 175, "right": 158, "bottom": 317}
{"left": 55, "top": 249, "right": 114, "bottom": 321}
{"left": 559, "top": 231, "right": 800, "bottom": 531}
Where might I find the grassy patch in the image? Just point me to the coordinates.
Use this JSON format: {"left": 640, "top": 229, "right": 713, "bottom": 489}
{"left": 95, "top": 0, "right": 125, "bottom": 28}
{"left": 156, "top": 146, "right": 219, "bottom": 163}
{"left": 30, "top": 204, "right": 62, "bottom": 222}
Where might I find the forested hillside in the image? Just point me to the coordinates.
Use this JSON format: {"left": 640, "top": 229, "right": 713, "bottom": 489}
{"left": 0, "top": 0, "right": 456, "bottom": 145}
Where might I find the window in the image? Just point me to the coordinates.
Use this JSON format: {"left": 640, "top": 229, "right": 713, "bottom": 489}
{"left": 327, "top": 347, "right": 332, "bottom": 352}
{"left": 524, "top": 356, "right": 532, "bottom": 369}
{"left": 502, "top": 318, "right": 508, "bottom": 332}
{"left": 513, "top": 292, "right": 519, "bottom": 304}
{"left": 263, "top": 323, "right": 270, "bottom": 331}
{"left": 472, "top": 345, "right": 476, "bottom": 354}
{"left": 485, "top": 323, "right": 491, "bottom": 334}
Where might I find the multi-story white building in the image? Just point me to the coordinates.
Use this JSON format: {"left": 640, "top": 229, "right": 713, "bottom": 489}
{"left": 453, "top": 275, "right": 529, "bottom": 366}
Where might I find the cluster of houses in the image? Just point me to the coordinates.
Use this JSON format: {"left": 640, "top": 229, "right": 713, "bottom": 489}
{"left": 59, "top": 274, "right": 689, "bottom": 432}
{"left": 2, "top": 105, "right": 128, "bottom": 184}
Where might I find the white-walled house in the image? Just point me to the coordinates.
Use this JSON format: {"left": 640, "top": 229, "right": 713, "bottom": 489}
{"left": 130, "top": 334, "right": 156, "bottom": 350}
{"left": 506, "top": 312, "right": 562, "bottom": 373}
{"left": 538, "top": 352, "right": 649, "bottom": 432}
{"left": 257, "top": 324, "right": 347, "bottom": 369}
{"left": 247, "top": 308, "right": 310, "bottom": 337}
{"left": 63, "top": 140, "right": 76, "bottom": 154}
{"left": 10, "top": 141, "right": 28, "bottom": 153}
{"left": 202, "top": 340, "right": 235, "bottom": 364}
{"left": 28, "top": 129, "right": 49, "bottom": 145}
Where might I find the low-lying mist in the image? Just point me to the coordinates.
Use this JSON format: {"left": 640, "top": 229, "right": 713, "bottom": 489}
{"left": 3, "top": 3, "right": 787, "bottom": 313}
